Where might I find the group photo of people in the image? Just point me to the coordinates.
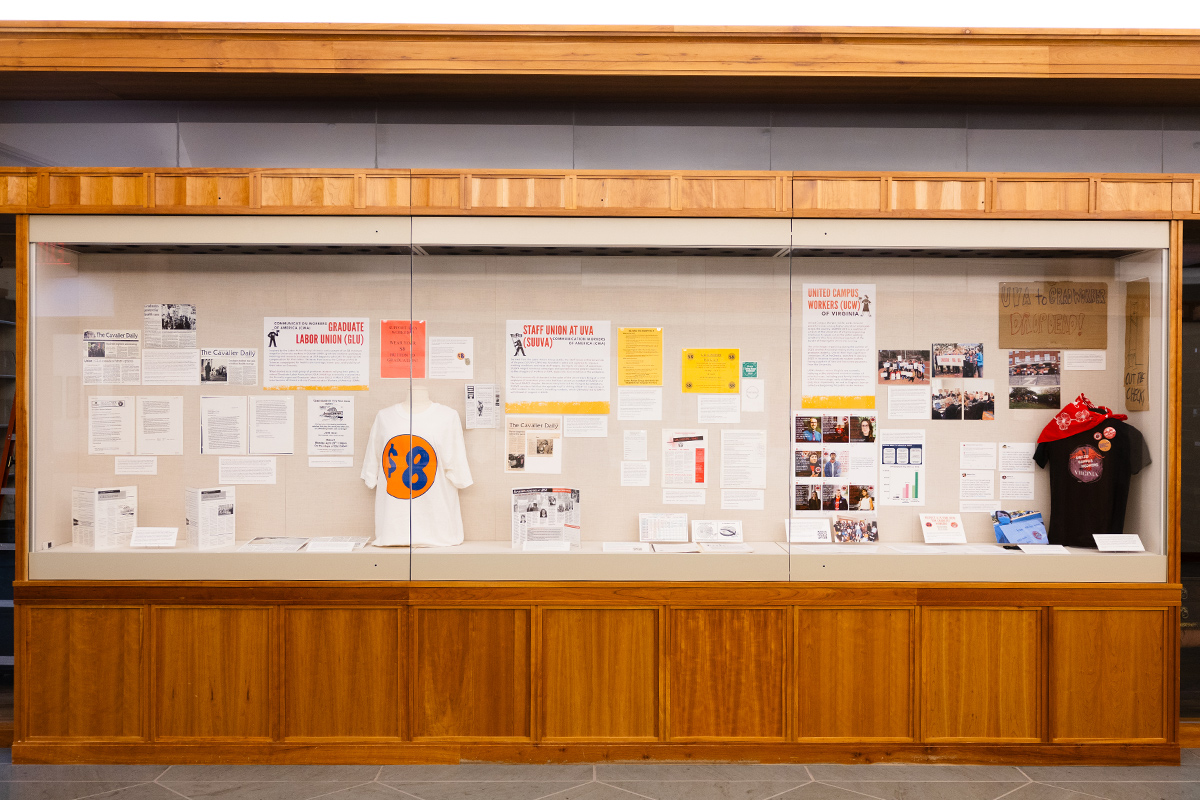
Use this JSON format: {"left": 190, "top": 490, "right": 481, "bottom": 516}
{"left": 877, "top": 349, "right": 930, "bottom": 384}
{"left": 933, "top": 342, "right": 984, "bottom": 378}
{"left": 962, "top": 380, "right": 996, "bottom": 420}
{"left": 833, "top": 516, "right": 879, "bottom": 543}
{"left": 931, "top": 378, "right": 964, "bottom": 420}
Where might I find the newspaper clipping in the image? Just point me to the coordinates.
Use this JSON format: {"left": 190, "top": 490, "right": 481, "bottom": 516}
{"left": 82, "top": 330, "right": 141, "bottom": 385}
{"left": 200, "top": 348, "right": 258, "bottom": 385}
{"left": 505, "top": 415, "right": 563, "bottom": 474}
{"left": 144, "top": 303, "right": 197, "bottom": 349}
{"left": 511, "top": 487, "right": 581, "bottom": 548}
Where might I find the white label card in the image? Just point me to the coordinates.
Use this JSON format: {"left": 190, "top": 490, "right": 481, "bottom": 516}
{"left": 620, "top": 461, "right": 651, "bottom": 487}
{"left": 919, "top": 513, "right": 968, "bottom": 544}
{"left": 309, "top": 456, "right": 354, "bottom": 468}
{"left": 115, "top": 456, "right": 157, "bottom": 475}
{"left": 663, "top": 488, "right": 706, "bottom": 505}
{"left": 618, "top": 387, "right": 662, "bottom": 421}
{"left": 721, "top": 489, "right": 764, "bottom": 510}
{"left": 218, "top": 456, "right": 277, "bottom": 485}
{"left": 1020, "top": 544, "right": 1070, "bottom": 554}
{"left": 1093, "top": 534, "right": 1145, "bottom": 552}
{"left": 129, "top": 527, "right": 178, "bottom": 548}
{"left": 564, "top": 415, "right": 608, "bottom": 438}
{"left": 1064, "top": 350, "right": 1106, "bottom": 370}
{"left": 697, "top": 393, "right": 740, "bottom": 424}
{"left": 522, "top": 540, "right": 572, "bottom": 552}
{"left": 788, "top": 518, "right": 832, "bottom": 543}
{"left": 602, "top": 542, "right": 652, "bottom": 553}
{"left": 305, "top": 541, "right": 356, "bottom": 552}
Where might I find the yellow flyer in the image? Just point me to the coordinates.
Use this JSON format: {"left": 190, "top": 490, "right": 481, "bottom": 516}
{"left": 618, "top": 327, "right": 663, "bottom": 386}
{"left": 681, "top": 348, "right": 740, "bottom": 394}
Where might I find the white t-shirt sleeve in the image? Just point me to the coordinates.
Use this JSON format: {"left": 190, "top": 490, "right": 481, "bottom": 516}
{"left": 443, "top": 409, "right": 474, "bottom": 490}
{"left": 361, "top": 412, "right": 381, "bottom": 488}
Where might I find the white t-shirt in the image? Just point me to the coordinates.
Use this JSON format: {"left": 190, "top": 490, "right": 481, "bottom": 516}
{"left": 361, "top": 402, "right": 473, "bottom": 547}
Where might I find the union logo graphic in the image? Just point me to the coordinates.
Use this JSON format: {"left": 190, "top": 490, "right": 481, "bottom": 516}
{"left": 1068, "top": 445, "right": 1103, "bottom": 484}
{"left": 383, "top": 434, "right": 438, "bottom": 500}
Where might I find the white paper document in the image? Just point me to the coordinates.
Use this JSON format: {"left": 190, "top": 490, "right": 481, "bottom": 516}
{"left": 429, "top": 336, "right": 474, "bottom": 379}
{"left": 200, "top": 348, "right": 258, "bottom": 385}
{"left": 887, "top": 386, "right": 932, "bottom": 420}
{"left": 623, "top": 430, "right": 648, "bottom": 461}
{"left": 919, "top": 513, "right": 968, "bottom": 544}
{"left": 998, "top": 442, "right": 1037, "bottom": 473}
{"left": 1064, "top": 350, "right": 1107, "bottom": 370}
{"left": 788, "top": 518, "right": 832, "bottom": 543}
{"left": 218, "top": 456, "right": 277, "bottom": 485}
{"left": 83, "top": 330, "right": 141, "bottom": 385}
{"left": 185, "top": 486, "right": 235, "bottom": 549}
{"left": 465, "top": 384, "right": 498, "bottom": 429}
{"left": 639, "top": 512, "right": 689, "bottom": 542}
{"left": 617, "top": 387, "right": 662, "bottom": 421}
{"left": 721, "top": 489, "right": 764, "bottom": 510}
{"left": 115, "top": 456, "right": 157, "bottom": 475}
{"left": 663, "top": 488, "right": 706, "bottom": 505}
{"left": 691, "top": 519, "right": 744, "bottom": 542}
{"left": 959, "top": 470, "right": 996, "bottom": 500}
{"left": 309, "top": 456, "right": 354, "bottom": 468}
{"left": 564, "top": 416, "right": 608, "bottom": 438}
{"left": 249, "top": 396, "right": 294, "bottom": 455}
{"left": 144, "top": 303, "right": 197, "bottom": 349}
{"left": 960, "top": 442, "right": 998, "bottom": 470}
{"left": 663, "top": 429, "right": 708, "bottom": 487}
{"left": 620, "top": 461, "right": 651, "bottom": 487}
{"left": 240, "top": 537, "right": 308, "bottom": 553}
{"left": 602, "top": 541, "right": 652, "bottom": 553}
{"left": 506, "top": 416, "right": 563, "bottom": 474}
{"left": 200, "top": 396, "right": 248, "bottom": 455}
{"left": 522, "top": 540, "right": 572, "bottom": 552}
{"left": 700, "top": 542, "right": 753, "bottom": 553}
{"left": 878, "top": 428, "right": 925, "bottom": 506}
{"left": 129, "top": 527, "right": 178, "bottom": 548}
{"left": 740, "top": 378, "right": 765, "bottom": 413}
{"left": 307, "top": 397, "right": 354, "bottom": 456}
{"left": 263, "top": 317, "right": 370, "bottom": 390}
{"left": 653, "top": 542, "right": 701, "bottom": 553}
{"left": 999, "top": 471, "right": 1036, "bottom": 500}
{"left": 720, "top": 429, "right": 767, "bottom": 489}
{"left": 71, "top": 486, "right": 138, "bottom": 548}
{"left": 142, "top": 349, "right": 201, "bottom": 385}
{"left": 1093, "top": 534, "right": 1145, "bottom": 552}
{"left": 697, "top": 394, "right": 740, "bottom": 424}
{"left": 88, "top": 396, "right": 134, "bottom": 455}
{"left": 802, "top": 283, "right": 877, "bottom": 408}
{"left": 136, "top": 395, "right": 183, "bottom": 455}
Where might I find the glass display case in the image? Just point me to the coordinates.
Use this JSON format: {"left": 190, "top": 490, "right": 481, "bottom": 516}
{"left": 27, "top": 215, "right": 1170, "bottom": 581}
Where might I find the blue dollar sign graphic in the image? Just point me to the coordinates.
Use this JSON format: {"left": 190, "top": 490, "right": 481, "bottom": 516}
{"left": 385, "top": 442, "right": 399, "bottom": 478}
{"left": 402, "top": 446, "right": 431, "bottom": 491}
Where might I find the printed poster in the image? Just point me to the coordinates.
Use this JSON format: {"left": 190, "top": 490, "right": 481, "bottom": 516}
{"left": 617, "top": 327, "right": 663, "bottom": 386}
{"left": 802, "top": 284, "right": 876, "bottom": 408}
{"left": 681, "top": 348, "right": 739, "bottom": 394}
{"left": 506, "top": 320, "right": 611, "bottom": 414}
{"left": 381, "top": 320, "right": 427, "bottom": 379}
{"left": 263, "top": 318, "right": 369, "bottom": 390}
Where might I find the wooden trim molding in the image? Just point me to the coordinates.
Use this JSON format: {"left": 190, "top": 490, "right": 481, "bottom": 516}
{"left": 4, "top": 169, "right": 1200, "bottom": 219}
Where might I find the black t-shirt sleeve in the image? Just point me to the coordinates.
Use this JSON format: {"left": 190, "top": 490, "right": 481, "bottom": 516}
{"left": 1033, "top": 441, "right": 1050, "bottom": 468}
{"left": 1128, "top": 424, "right": 1151, "bottom": 475}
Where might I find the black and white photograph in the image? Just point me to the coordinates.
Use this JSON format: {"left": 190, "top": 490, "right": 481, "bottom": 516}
{"left": 200, "top": 358, "right": 228, "bottom": 383}
{"left": 877, "top": 349, "right": 930, "bottom": 384}
{"left": 159, "top": 303, "right": 196, "bottom": 331}
{"left": 931, "top": 378, "right": 964, "bottom": 420}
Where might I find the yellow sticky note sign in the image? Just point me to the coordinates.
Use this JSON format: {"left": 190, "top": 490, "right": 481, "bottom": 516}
{"left": 618, "top": 327, "right": 663, "bottom": 386}
{"left": 682, "top": 348, "right": 740, "bottom": 393}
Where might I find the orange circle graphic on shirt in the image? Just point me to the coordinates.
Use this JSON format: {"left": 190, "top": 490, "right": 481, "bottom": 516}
{"left": 383, "top": 434, "right": 438, "bottom": 500}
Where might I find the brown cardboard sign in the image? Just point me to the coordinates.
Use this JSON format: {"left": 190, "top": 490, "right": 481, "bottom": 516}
{"left": 998, "top": 281, "right": 1108, "bottom": 350}
{"left": 1124, "top": 279, "right": 1150, "bottom": 411}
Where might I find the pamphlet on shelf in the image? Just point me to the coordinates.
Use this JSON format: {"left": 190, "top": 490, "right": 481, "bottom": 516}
{"left": 307, "top": 536, "right": 370, "bottom": 551}
{"left": 129, "top": 527, "right": 178, "bottom": 548}
{"left": 511, "top": 487, "right": 580, "bottom": 549}
{"left": 699, "top": 542, "right": 753, "bottom": 553}
{"left": 71, "top": 487, "right": 138, "bottom": 549}
{"left": 639, "top": 512, "right": 688, "bottom": 542}
{"left": 602, "top": 542, "right": 651, "bottom": 553}
{"left": 522, "top": 540, "right": 572, "bottom": 552}
{"left": 239, "top": 537, "right": 308, "bottom": 553}
{"left": 652, "top": 542, "right": 701, "bottom": 553}
{"left": 1093, "top": 534, "right": 1145, "bottom": 552}
{"left": 185, "top": 486, "right": 235, "bottom": 550}
{"left": 1019, "top": 543, "right": 1070, "bottom": 554}
{"left": 691, "top": 519, "right": 744, "bottom": 542}
{"left": 919, "top": 513, "right": 968, "bottom": 544}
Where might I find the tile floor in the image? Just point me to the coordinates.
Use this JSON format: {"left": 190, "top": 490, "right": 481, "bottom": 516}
{"left": 0, "top": 750, "right": 1195, "bottom": 800}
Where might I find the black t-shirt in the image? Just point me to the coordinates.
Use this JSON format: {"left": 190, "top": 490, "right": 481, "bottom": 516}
{"left": 1032, "top": 418, "right": 1150, "bottom": 548}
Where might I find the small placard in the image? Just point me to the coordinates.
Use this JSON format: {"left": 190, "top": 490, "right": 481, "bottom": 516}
{"left": 787, "top": 518, "right": 832, "bottom": 543}
{"left": 1093, "top": 534, "right": 1145, "bottom": 552}
{"left": 919, "top": 513, "right": 967, "bottom": 544}
{"left": 309, "top": 457, "right": 354, "bottom": 468}
{"left": 522, "top": 540, "right": 571, "bottom": 552}
{"left": 305, "top": 541, "right": 356, "bottom": 553}
{"left": 129, "top": 527, "right": 178, "bottom": 548}
{"left": 602, "top": 542, "right": 651, "bottom": 553}
{"left": 699, "top": 542, "right": 753, "bottom": 553}
{"left": 115, "top": 456, "right": 158, "bottom": 476}
{"left": 1019, "top": 544, "right": 1070, "bottom": 554}
{"left": 652, "top": 542, "right": 701, "bottom": 553}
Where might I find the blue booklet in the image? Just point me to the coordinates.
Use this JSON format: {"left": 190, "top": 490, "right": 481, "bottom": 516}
{"left": 991, "top": 510, "right": 1049, "bottom": 544}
